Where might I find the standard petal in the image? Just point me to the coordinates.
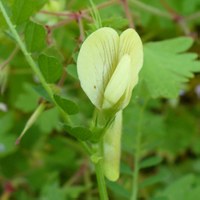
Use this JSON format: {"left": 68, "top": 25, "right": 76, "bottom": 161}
{"left": 119, "top": 28, "right": 143, "bottom": 89}
{"left": 102, "top": 54, "right": 131, "bottom": 109}
{"left": 77, "top": 27, "right": 119, "bottom": 109}
{"left": 103, "top": 110, "right": 122, "bottom": 181}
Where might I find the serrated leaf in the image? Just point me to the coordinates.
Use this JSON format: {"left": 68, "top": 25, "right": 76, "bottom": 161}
{"left": 54, "top": 95, "right": 79, "bottom": 115}
{"left": 12, "top": 0, "right": 47, "bottom": 25}
{"left": 41, "top": 182, "right": 65, "bottom": 200}
{"left": 154, "top": 174, "right": 200, "bottom": 200}
{"left": 140, "top": 156, "right": 162, "bottom": 169}
{"left": 64, "top": 125, "right": 92, "bottom": 141}
{"left": 25, "top": 21, "right": 46, "bottom": 52}
{"left": 160, "top": 108, "right": 196, "bottom": 157}
{"left": 38, "top": 54, "right": 62, "bottom": 83}
{"left": 141, "top": 37, "right": 200, "bottom": 98}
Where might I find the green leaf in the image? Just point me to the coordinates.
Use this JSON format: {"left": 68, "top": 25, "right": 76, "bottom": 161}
{"left": 0, "top": 113, "right": 16, "bottom": 157}
{"left": 139, "top": 172, "right": 165, "bottom": 189}
{"left": 54, "top": 95, "right": 79, "bottom": 115}
{"left": 123, "top": 102, "right": 165, "bottom": 154}
{"left": 141, "top": 37, "right": 200, "bottom": 98}
{"left": 151, "top": 197, "right": 169, "bottom": 200}
{"left": 0, "top": 1, "right": 13, "bottom": 28}
{"left": 64, "top": 185, "right": 91, "bottom": 199}
{"left": 65, "top": 64, "right": 78, "bottom": 80}
{"left": 38, "top": 54, "right": 63, "bottom": 83}
{"left": 140, "top": 156, "right": 162, "bottom": 169}
{"left": 33, "top": 85, "right": 51, "bottom": 102}
{"left": 106, "top": 181, "right": 130, "bottom": 199}
{"left": 0, "top": 112, "right": 16, "bottom": 158}
{"left": 41, "top": 182, "right": 65, "bottom": 200}
{"left": 102, "top": 17, "right": 128, "bottom": 29}
{"left": 15, "top": 83, "right": 39, "bottom": 112}
{"left": 0, "top": 133, "right": 16, "bottom": 158}
{"left": 154, "top": 174, "right": 200, "bottom": 200}
{"left": 0, "top": 112, "right": 13, "bottom": 135}
{"left": 64, "top": 125, "right": 92, "bottom": 141}
{"left": 25, "top": 21, "right": 46, "bottom": 53}
{"left": 36, "top": 107, "right": 61, "bottom": 134}
{"left": 11, "top": 0, "right": 47, "bottom": 25}
{"left": 159, "top": 107, "right": 196, "bottom": 157}
{"left": 120, "top": 162, "right": 132, "bottom": 175}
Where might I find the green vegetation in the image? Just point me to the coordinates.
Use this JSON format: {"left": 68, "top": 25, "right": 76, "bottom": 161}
{"left": 0, "top": 0, "right": 200, "bottom": 199}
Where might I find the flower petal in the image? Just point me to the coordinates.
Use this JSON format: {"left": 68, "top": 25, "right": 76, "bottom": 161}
{"left": 103, "top": 110, "right": 122, "bottom": 181}
{"left": 119, "top": 28, "right": 143, "bottom": 89}
{"left": 77, "top": 27, "right": 119, "bottom": 109}
{"left": 118, "top": 29, "right": 143, "bottom": 108}
{"left": 102, "top": 54, "right": 131, "bottom": 109}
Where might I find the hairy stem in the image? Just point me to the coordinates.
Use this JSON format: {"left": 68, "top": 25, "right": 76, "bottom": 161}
{"left": 0, "top": 1, "right": 53, "bottom": 99}
{"left": 94, "top": 141, "right": 109, "bottom": 200}
{"left": 0, "top": 1, "right": 92, "bottom": 154}
{"left": 131, "top": 100, "right": 148, "bottom": 200}
{"left": 186, "top": 12, "right": 200, "bottom": 22}
{"left": 159, "top": 0, "right": 191, "bottom": 36}
{"left": 77, "top": 12, "right": 85, "bottom": 42}
{"left": 121, "top": 0, "right": 134, "bottom": 28}
{"left": 0, "top": 1, "right": 74, "bottom": 123}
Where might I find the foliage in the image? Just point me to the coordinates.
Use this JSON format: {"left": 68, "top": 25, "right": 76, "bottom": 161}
{"left": 0, "top": 0, "right": 200, "bottom": 200}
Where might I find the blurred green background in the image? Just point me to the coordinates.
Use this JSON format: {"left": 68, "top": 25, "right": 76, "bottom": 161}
{"left": 0, "top": 0, "right": 200, "bottom": 199}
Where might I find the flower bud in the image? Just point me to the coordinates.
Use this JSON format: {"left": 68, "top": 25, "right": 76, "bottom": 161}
{"left": 103, "top": 111, "right": 122, "bottom": 181}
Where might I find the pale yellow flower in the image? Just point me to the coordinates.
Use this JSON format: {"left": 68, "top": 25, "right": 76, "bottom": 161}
{"left": 77, "top": 27, "right": 143, "bottom": 181}
{"left": 77, "top": 27, "right": 143, "bottom": 111}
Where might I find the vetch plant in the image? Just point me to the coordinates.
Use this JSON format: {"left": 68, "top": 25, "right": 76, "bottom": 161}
{"left": 77, "top": 27, "right": 143, "bottom": 183}
{"left": 1, "top": 1, "right": 200, "bottom": 200}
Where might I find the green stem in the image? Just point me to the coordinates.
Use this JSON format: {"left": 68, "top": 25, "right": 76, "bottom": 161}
{"left": 0, "top": 1, "right": 91, "bottom": 153}
{"left": 0, "top": 1, "right": 53, "bottom": 99}
{"left": 94, "top": 141, "right": 109, "bottom": 200}
{"left": 0, "top": 0, "right": 74, "bottom": 123}
{"left": 0, "top": 1, "right": 69, "bottom": 122}
{"left": 130, "top": 0, "right": 172, "bottom": 19}
{"left": 130, "top": 100, "right": 148, "bottom": 200}
{"left": 131, "top": 132, "right": 141, "bottom": 200}
{"left": 186, "top": 11, "right": 200, "bottom": 22}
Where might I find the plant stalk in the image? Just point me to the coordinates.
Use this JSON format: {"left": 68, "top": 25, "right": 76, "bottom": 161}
{"left": 94, "top": 141, "right": 109, "bottom": 200}
{"left": 130, "top": 0, "right": 172, "bottom": 19}
{"left": 0, "top": 1, "right": 92, "bottom": 153}
{"left": 0, "top": 1, "right": 53, "bottom": 99}
{"left": 130, "top": 100, "right": 148, "bottom": 200}
{"left": 131, "top": 130, "right": 141, "bottom": 200}
{"left": 0, "top": 1, "right": 76, "bottom": 124}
